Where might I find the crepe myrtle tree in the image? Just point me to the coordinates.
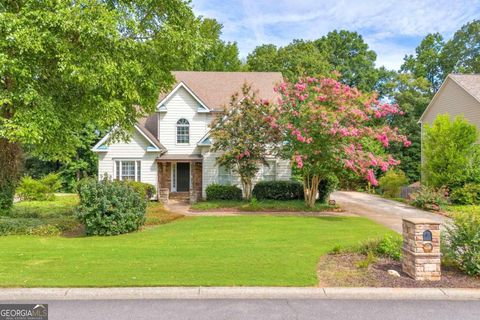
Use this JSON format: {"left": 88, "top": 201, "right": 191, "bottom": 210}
{"left": 210, "top": 84, "right": 278, "bottom": 200}
{"left": 267, "top": 76, "right": 411, "bottom": 207}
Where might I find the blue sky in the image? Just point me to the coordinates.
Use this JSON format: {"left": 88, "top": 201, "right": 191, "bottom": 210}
{"left": 191, "top": 0, "right": 480, "bottom": 70}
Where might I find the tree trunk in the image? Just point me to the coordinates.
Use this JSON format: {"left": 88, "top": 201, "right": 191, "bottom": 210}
{"left": 241, "top": 177, "right": 253, "bottom": 200}
{"left": 303, "top": 175, "right": 320, "bottom": 208}
{"left": 0, "top": 138, "right": 22, "bottom": 213}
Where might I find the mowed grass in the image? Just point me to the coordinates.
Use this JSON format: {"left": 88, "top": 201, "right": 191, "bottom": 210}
{"left": 0, "top": 215, "right": 392, "bottom": 287}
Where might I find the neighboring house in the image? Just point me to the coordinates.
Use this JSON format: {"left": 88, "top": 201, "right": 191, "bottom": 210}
{"left": 92, "top": 71, "right": 291, "bottom": 202}
{"left": 419, "top": 74, "right": 480, "bottom": 127}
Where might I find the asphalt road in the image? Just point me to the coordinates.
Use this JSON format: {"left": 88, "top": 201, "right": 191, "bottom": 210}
{"left": 3, "top": 299, "right": 479, "bottom": 320}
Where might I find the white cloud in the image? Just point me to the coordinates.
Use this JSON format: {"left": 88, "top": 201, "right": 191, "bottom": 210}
{"left": 191, "top": 0, "right": 480, "bottom": 70}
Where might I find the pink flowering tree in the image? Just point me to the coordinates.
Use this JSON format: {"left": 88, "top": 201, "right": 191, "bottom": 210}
{"left": 210, "top": 84, "right": 278, "bottom": 200}
{"left": 268, "top": 77, "right": 411, "bottom": 207}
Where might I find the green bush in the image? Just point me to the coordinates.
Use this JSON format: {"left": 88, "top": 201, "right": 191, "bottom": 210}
{"left": 122, "top": 181, "right": 156, "bottom": 199}
{"left": 206, "top": 184, "right": 243, "bottom": 200}
{"left": 450, "top": 183, "right": 480, "bottom": 205}
{"left": 16, "top": 173, "right": 62, "bottom": 201}
{"left": 76, "top": 179, "right": 146, "bottom": 236}
{"left": 318, "top": 175, "right": 339, "bottom": 203}
{"left": 252, "top": 180, "right": 303, "bottom": 200}
{"left": 355, "top": 235, "right": 403, "bottom": 261}
{"left": 378, "top": 170, "right": 408, "bottom": 198}
{"left": 409, "top": 186, "right": 448, "bottom": 210}
{"left": 422, "top": 114, "right": 480, "bottom": 189}
{"left": 356, "top": 251, "right": 378, "bottom": 268}
{"left": 444, "top": 212, "right": 480, "bottom": 276}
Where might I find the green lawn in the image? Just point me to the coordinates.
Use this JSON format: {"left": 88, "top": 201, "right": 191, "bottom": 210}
{"left": 0, "top": 215, "right": 392, "bottom": 287}
{"left": 191, "top": 199, "right": 337, "bottom": 212}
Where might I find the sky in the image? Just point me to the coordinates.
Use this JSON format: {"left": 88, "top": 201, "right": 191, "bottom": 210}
{"left": 191, "top": 0, "right": 480, "bottom": 71}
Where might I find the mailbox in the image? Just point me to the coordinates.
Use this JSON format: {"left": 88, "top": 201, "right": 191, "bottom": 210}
{"left": 402, "top": 218, "right": 441, "bottom": 281}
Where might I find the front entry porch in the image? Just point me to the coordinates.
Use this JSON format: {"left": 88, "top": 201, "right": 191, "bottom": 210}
{"left": 157, "top": 154, "right": 203, "bottom": 204}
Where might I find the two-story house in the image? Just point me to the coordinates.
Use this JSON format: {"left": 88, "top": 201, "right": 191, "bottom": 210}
{"left": 92, "top": 71, "right": 291, "bottom": 202}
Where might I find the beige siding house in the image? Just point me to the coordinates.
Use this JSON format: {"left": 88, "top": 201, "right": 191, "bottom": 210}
{"left": 419, "top": 74, "right": 480, "bottom": 126}
{"left": 92, "top": 71, "right": 291, "bottom": 202}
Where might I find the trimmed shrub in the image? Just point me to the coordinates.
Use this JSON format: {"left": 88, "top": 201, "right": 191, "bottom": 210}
{"left": 76, "top": 179, "right": 146, "bottom": 236}
{"left": 444, "top": 212, "right": 480, "bottom": 276}
{"left": 355, "top": 235, "right": 403, "bottom": 261}
{"left": 123, "top": 181, "right": 156, "bottom": 200}
{"left": 206, "top": 184, "right": 243, "bottom": 200}
{"left": 450, "top": 183, "right": 480, "bottom": 205}
{"left": 16, "top": 173, "right": 61, "bottom": 201}
{"left": 318, "top": 175, "right": 339, "bottom": 203}
{"left": 252, "top": 180, "right": 303, "bottom": 200}
{"left": 409, "top": 186, "right": 448, "bottom": 210}
{"left": 378, "top": 170, "right": 408, "bottom": 198}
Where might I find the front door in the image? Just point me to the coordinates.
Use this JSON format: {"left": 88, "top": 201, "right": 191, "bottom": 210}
{"left": 176, "top": 163, "right": 190, "bottom": 192}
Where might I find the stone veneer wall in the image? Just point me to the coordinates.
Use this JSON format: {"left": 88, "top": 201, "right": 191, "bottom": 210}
{"left": 402, "top": 218, "right": 441, "bottom": 281}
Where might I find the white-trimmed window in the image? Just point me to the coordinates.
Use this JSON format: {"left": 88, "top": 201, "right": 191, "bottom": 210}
{"left": 176, "top": 118, "right": 190, "bottom": 144}
{"left": 218, "top": 164, "right": 232, "bottom": 185}
{"left": 115, "top": 160, "right": 141, "bottom": 181}
{"left": 263, "top": 160, "right": 276, "bottom": 181}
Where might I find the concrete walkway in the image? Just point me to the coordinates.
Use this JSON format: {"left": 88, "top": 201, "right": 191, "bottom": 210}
{"left": 331, "top": 191, "right": 447, "bottom": 233}
{"left": 165, "top": 199, "right": 355, "bottom": 217}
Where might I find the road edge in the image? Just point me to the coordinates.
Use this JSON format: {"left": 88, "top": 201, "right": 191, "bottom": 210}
{"left": 0, "top": 287, "right": 479, "bottom": 301}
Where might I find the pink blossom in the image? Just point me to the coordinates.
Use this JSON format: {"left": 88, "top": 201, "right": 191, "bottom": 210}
{"left": 295, "top": 155, "right": 303, "bottom": 168}
{"left": 244, "top": 150, "right": 250, "bottom": 157}
{"left": 377, "top": 133, "right": 389, "bottom": 147}
{"left": 403, "top": 140, "right": 412, "bottom": 147}
{"left": 366, "top": 169, "right": 378, "bottom": 186}
{"left": 368, "top": 153, "right": 378, "bottom": 166}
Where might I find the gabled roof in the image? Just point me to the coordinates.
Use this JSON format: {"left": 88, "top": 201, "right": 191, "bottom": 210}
{"left": 92, "top": 123, "right": 165, "bottom": 153}
{"left": 419, "top": 74, "right": 480, "bottom": 123}
{"left": 157, "top": 71, "right": 283, "bottom": 111}
{"left": 449, "top": 74, "right": 480, "bottom": 103}
{"left": 136, "top": 117, "right": 165, "bottom": 150}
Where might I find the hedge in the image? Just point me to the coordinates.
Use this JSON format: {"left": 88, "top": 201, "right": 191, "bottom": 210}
{"left": 206, "top": 184, "right": 243, "bottom": 200}
{"left": 252, "top": 180, "right": 303, "bottom": 200}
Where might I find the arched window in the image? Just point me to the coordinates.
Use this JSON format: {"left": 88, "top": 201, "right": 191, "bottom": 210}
{"left": 176, "top": 118, "right": 190, "bottom": 144}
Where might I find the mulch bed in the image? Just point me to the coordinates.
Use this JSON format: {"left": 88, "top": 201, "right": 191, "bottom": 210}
{"left": 317, "top": 253, "right": 480, "bottom": 288}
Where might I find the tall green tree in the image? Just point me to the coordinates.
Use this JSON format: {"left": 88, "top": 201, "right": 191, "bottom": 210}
{"left": 245, "top": 44, "right": 279, "bottom": 72}
{"left": 194, "top": 18, "right": 242, "bottom": 71}
{"left": 401, "top": 33, "right": 445, "bottom": 93}
{"left": 442, "top": 20, "right": 480, "bottom": 74}
{"left": 0, "top": 0, "right": 204, "bottom": 211}
{"left": 315, "top": 30, "right": 378, "bottom": 92}
{"left": 246, "top": 40, "right": 331, "bottom": 80}
{"left": 385, "top": 74, "right": 431, "bottom": 182}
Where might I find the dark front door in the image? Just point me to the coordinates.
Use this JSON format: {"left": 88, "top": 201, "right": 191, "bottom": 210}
{"left": 176, "top": 163, "right": 190, "bottom": 192}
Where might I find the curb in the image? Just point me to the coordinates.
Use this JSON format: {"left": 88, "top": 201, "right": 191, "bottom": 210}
{"left": 0, "top": 287, "right": 479, "bottom": 301}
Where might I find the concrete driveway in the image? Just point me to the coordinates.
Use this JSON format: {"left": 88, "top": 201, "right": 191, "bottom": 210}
{"left": 331, "top": 191, "right": 447, "bottom": 233}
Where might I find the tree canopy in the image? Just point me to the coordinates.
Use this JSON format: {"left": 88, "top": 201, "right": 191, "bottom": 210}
{"left": 193, "top": 18, "right": 242, "bottom": 71}
{"left": 0, "top": 0, "right": 205, "bottom": 210}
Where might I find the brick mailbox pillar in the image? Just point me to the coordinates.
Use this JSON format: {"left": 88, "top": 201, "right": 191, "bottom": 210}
{"left": 402, "top": 218, "right": 441, "bottom": 281}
